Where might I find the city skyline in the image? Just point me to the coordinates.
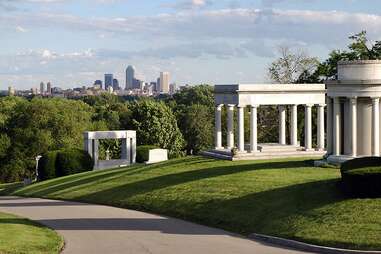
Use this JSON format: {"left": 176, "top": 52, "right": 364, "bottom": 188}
{"left": 1, "top": 0, "right": 381, "bottom": 89}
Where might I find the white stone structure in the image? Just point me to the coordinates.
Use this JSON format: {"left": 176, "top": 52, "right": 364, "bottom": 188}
{"left": 206, "top": 84, "right": 327, "bottom": 160}
{"left": 146, "top": 149, "right": 168, "bottom": 164}
{"left": 326, "top": 60, "right": 381, "bottom": 164}
{"left": 84, "top": 130, "right": 136, "bottom": 170}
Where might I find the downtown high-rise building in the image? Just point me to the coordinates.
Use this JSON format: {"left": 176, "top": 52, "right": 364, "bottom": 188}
{"left": 47, "top": 82, "right": 52, "bottom": 94}
{"left": 40, "top": 82, "right": 45, "bottom": 94}
{"left": 104, "top": 74, "right": 113, "bottom": 90}
{"left": 126, "top": 65, "right": 135, "bottom": 90}
{"left": 160, "top": 72, "right": 170, "bottom": 93}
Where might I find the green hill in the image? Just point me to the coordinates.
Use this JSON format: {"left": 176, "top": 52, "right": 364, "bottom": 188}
{"left": 7, "top": 156, "right": 381, "bottom": 250}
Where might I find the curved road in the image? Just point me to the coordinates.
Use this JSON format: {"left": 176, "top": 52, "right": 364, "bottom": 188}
{"left": 0, "top": 196, "right": 308, "bottom": 254}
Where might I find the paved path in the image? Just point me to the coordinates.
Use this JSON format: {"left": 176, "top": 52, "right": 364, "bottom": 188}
{"left": 0, "top": 196, "right": 309, "bottom": 254}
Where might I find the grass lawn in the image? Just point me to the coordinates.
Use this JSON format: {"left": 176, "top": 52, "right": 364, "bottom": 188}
{"left": 4, "top": 156, "right": 381, "bottom": 250}
{"left": 0, "top": 211, "right": 63, "bottom": 254}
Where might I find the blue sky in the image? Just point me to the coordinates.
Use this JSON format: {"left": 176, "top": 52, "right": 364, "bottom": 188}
{"left": 1, "top": 0, "right": 381, "bottom": 90}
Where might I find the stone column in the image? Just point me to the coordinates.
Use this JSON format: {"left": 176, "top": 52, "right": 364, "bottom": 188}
{"left": 372, "top": 97, "right": 380, "bottom": 156}
{"left": 121, "top": 138, "right": 128, "bottom": 160}
{"left": 350, "top": 97, "right": 357, "bottom": 157}
{"left": 279, "top": 106, "right": 286, "bottom": 145}
{"left": 317, "top": 104, "right": 325, "bottom": 151}
{"left": 237, "top": 105, "right": 245, "bottom": 152}
{"left": 333, "top": 97, "right": 341, "bottom": 156}
{"left": 93, "top": 139, "right": 99, "bottom": 170}
{"left": 250, "top": 105, "right": 258, "bottom": 153}
{"left": 304, "top": 104, "right": 313, "bottom": 151}
{"left": 290, "top": 105, "right": 298, "bottom": 146}
{"left": 326, "top": 97, "right": 333, "bottom": 154}
{"left": 227, "top": 104, "right": 235, "bottom": 149}
{"left": 215, "top": 104, "right": 223, "bottom": 149}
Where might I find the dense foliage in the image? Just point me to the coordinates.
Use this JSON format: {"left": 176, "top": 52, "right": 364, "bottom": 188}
{"left": 340, "top": 157, "right": 381, "bottom": 197}
{"left": 136, "top": 145, "right": 159, "bottom": 163}
{"left": 38, "top": 149, "right": 93, "bottom": 180}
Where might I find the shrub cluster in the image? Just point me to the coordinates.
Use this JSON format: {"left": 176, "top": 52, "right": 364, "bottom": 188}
{"left": 38, "top": 149, "right": 94, "bottom": 181}
{"left": 340, "top": 157, "right": 381, "bottom": 198}
{"left": 136, "top": 145, "right": 158, "bottom": 163}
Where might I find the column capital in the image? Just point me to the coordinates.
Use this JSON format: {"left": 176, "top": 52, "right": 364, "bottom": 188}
{"left": 215, "top": 104, "right": 223, "bottom": 110}
{"left": 237, "top": 104, "right": 246, "bottom": 108}
{"left": 305, "top": 104, "right": 314, "bottom": 108}
{"left": 317, "top": 104, "right": 326, "bottom": 107}
{"left": 226, "top": 104, "right": 235, "bottom": 109}
{"left": 371, "top": 97, "right": 380, "bottom": 102}
{"left": 349, "top": 97, "right": 357, "bottom": 104}
{"left": 251, "top": 104, "right": 259, "bottom": 108}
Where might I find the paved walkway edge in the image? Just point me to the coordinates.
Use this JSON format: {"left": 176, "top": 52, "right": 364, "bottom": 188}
{"left": 249, "top": 233, "right": 381, "bottom": 254}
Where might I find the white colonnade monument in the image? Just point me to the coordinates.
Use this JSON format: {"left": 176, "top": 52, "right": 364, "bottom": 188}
{"left": 206, "top": 60, "right": 381, "bottom": 162}
{"left": 205, "top": 83, "right": 327, "bottom": 160}
{"left": 326, "top": 60, "right": 381, "bottom": 164}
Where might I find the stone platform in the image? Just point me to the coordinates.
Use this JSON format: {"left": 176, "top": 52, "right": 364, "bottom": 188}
{"left": 202, "top": 144, "right": 326, "bottom": 161}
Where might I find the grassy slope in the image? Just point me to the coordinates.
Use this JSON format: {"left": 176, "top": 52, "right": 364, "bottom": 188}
{"left": 9, "top": 156, "right": 381, "bottom": 250}
{"left": 0, "top": 212, "right": 63, "bottom": 254}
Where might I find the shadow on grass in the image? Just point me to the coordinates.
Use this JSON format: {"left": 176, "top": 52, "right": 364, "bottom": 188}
{"left": 75, "top": 160, "right": 315, "bottom": 204}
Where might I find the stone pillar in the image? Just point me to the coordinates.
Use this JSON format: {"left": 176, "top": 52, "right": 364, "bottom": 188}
{"left": 326, "top": 97, "right": 333, "bottom": 154}
{"left": 250, "top": 105, "right": 258, "bottom": 153}
{"left": 317, "top": 104, "right": 325, "bottom": 151}
{"left": 121, "top": 138, "right": 128, "bottom": 160}
{"left": 215, "top": 104, "right": 223, "bottom": 149}
{"left": 93, "top": 139, "right": 99, "bottom": 169}
{"left": 84, "top": 138, "right": 93, "bottom": 158}
{"left": 333, "top": 97, "right": 341, "bottom": 156}
{"left": 304, "top": 104, "right": 313, "bottom": 151}
{"left": 350, "top": 97, "right": 357, "bottom": 157}
{"left": 227, "top": 104, "right": 235, "bottom": 149}
{"left": 237, "top": 105, "right": 245, "bottom": 152}
{"left": 279, "top": 106, "right": 286, "bottom": 145}
{"left": 372, "top": 97, "right": 380, "bottom": 156}
{"left": 290, "top": 105, "right": 298, "bottom": 146}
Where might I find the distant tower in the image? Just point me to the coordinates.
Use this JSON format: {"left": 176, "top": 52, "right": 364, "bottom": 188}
{"left": 113, "top": 78, "right": 120, "bottom": 90}
{"left": 126, "top": 65, "right": 135, "bottom": 90}
{"left": 160, "top": 72, "right": 170, "bottom": 93}
{"left": 104, "top": 74, "right": 113, "bottom": 91}
{"left": 40, "top": 82, "right": 45, "bottom": 95}
{"left": 169, "top": 83, "right": 177, "bottom": 95}
{"left": 8, "top": 86, "right": 15, "bottom": 96}
{"left": 156, "top": 77, "right": 161, "bottom": 92}
{"left": 47, "top": 82, "right": 52, "bottom": 94}
{"left": 94, "top": 80, "right": 103, "bottom": 90}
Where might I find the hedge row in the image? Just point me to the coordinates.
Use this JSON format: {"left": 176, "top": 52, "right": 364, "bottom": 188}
{"left": 136, "top": 145, "right": 158, "bottom": 163}
{"left": 38, "top": 149, "right": 94, "bottom": 181}
{"left": 340, "top": 157, "right": 381, "bottom": 198}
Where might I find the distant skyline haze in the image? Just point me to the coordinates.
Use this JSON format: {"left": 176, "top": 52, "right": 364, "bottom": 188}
{"left": 1, "top": 0, "right": 381, "bottom": 89}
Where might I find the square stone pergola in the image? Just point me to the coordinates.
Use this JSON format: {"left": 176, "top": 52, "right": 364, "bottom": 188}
{"left": 84, "top": 130, "right": 136, "bottom": 170}
{"left": 206, "top": 84, "right": 327, "bottom": 160}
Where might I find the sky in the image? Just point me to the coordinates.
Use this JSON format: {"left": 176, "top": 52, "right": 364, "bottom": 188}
{"left": 1, "top": 0, "right": 381, "bottom": 90}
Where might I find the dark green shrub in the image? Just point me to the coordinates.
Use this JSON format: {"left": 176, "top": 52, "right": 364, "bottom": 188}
{"left": 136, "top": 145, "right": 158, "bottom": 163}
{"left": 37, "top": 151, "right": 59, "bottom": 181}
{"left": 56, "top": 149, "right": 93, "bottom": 177}
{"left": 341, "top": 157, "right": 381, "bottom": 172}
{"left": 340, "top": 157, "right": 381, "bottom": 197}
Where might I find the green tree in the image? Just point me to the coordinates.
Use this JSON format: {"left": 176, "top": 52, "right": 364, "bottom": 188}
{"left": 122, "top": 99, "right": 185, "bottom": 158}
{"left": 181, "top": 104, "right": 214, "bottom": 154}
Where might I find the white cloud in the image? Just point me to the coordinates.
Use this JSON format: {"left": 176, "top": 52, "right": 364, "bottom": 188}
{"left": 15, "top": 25, "right": 27, "bottom": 32}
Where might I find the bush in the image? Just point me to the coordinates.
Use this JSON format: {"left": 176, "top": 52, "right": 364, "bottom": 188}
{"left": 340, "top": 157, "right": 381, "bottom": 197}
{"left": 56, "top": 149, "right": 94, "bottom": 177}
{"left": 341, "top": 157, "right": 381, "bottom": 172}
{"left": 136, "top": 145, "right": 158, "bottom": 163}
{"left": 37, "top": 151, "right": 59, "bottom": 181}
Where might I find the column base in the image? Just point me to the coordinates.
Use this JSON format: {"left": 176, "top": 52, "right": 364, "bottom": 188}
{"left": 315, "top": 148, "right": 325, "bottom": 152}
{"left": 249, "top": 149, "right": 259, "bottom": 154}
{"left": 304, "top": 148, "right": 315, "bottom": 152}
{"left": 215, "top": 147, "right": 225, "bottom": 150}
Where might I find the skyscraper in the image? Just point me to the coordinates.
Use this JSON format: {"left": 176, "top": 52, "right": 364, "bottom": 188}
{"left": 113, "top": 78, "right": 120, "bottom": 90}
{"left": 47, "top": 82, "right": 52, "bottom": 94}
{"left": 105, "top": 74, "right": 113, "bottom": 90}
{"left": 160, "top": 72, "right": 170, "bottom": 93}
{"left": 40, "top": 82, "right": 45, "bottom": 95}
{"left": 94, "top": 80, "right": 103, "bottom": 89}
{"left": 126, "top": 65, "right": 135, "bottom": 90}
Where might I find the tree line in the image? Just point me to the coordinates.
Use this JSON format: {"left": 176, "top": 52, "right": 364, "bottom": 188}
{"left": 0, "top": 30, "right": 379, "bottom": 183}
